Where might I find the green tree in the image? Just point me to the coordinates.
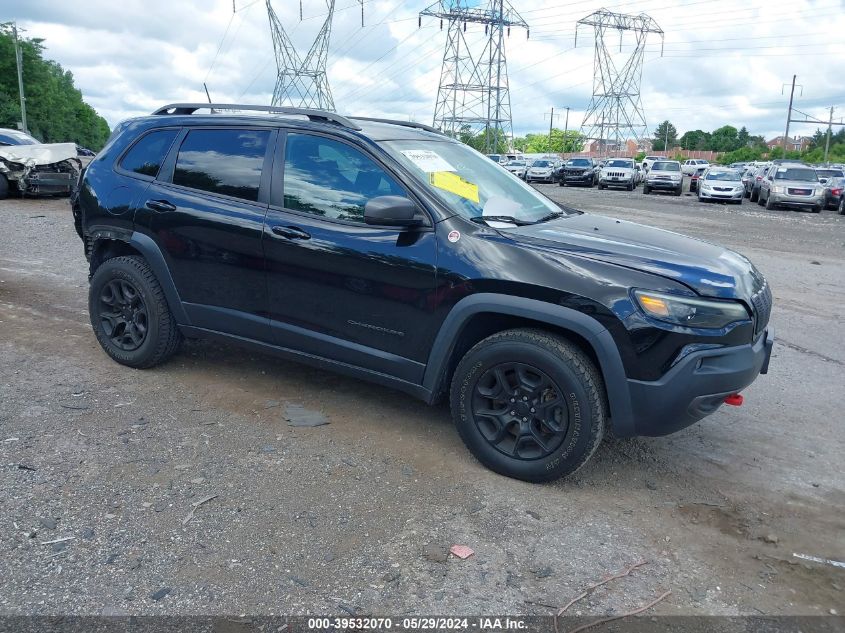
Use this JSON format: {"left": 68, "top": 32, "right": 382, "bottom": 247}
{"left": 710, "top": 126, "right": 741, "bottom": 152}
{"left": 0, "top": 23, "right": 110, "bottom": 149}
{"left": 679, "top": 129, "right": 711, "bottom": 150}
{"left": 652, "top": 120, "right": 678, "bottom": 151}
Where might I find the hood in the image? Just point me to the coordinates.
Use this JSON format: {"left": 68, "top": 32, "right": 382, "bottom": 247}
{"left": 0, "top": 142, "right": 78, "bottom": 167}
{"left": 509, "top": 214, "right": 760, "bottom": 299}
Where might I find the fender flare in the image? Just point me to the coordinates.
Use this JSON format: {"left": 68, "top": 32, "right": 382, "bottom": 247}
{"left": 421, "top": 293, "right": 635, "bottom": 437}
{"left": 88, "top": 228, "right": 189, "bottom": 326}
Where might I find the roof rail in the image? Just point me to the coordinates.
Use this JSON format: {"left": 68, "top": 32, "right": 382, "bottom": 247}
{"left": 348, "top": 117, "right": 444, "bottom": 135}
{"left": 151, "top": 103, "right": 362, "bottom": 130}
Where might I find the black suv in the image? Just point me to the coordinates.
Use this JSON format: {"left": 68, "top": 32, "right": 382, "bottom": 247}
{"left": 72, "top": 103, "right": 774, "bottom": 482}
{"left": 558, "top": 157, "right": 597, "bottom": 187}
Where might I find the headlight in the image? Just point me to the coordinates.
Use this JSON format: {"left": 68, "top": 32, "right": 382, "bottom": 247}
{"left": 772, "top": 186, "right": 784, "bottom": 193}
{"left": 633, "top": 290, "right": 750, "bottom": 329}
{"left": 702, "top": 184, "right": 712, "bottom": 190}
{"left": 671, "top": 174, "right": 681, "bottom": 181}
{"left": 814, "top": 187, "right": 823, "bottom": 195}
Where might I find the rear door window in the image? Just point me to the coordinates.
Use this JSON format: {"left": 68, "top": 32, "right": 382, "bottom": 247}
{"left": 119, "top": 129, "right": 179, "bottom": 178}
{"left": 172, "top": 129, "right": 271, "bottom": 202}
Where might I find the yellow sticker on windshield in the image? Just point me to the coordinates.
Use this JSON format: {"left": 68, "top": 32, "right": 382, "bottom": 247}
{"left": 429, "top": 171, "right": 480, "bottom": 203}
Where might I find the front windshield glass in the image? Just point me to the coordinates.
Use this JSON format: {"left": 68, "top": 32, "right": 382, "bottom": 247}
{"left": 705, "top": 170, "right": 742, "bottom": 181}
{"left": 532, "top": 160, "right": 552, "bottom": 168}
{"left": 652, "top": 161, "right": 680, "bottom": 171}
{"left": 774, "top": 167, "right": 818, "bottom": 181}
{"left": 606, "top": 159, "right": 633, "bottom": 168}
{"left": 382, "top": 140, "right": 568, "bottom": 224}
{"left": 0, "top": 130, "right": 39, "bottom": 145}
{"left": 816, "top": 169, "right": 844, "bottom": 178}
{"left": 506, "top": 160, "right": 526, "bottom": 166}
{"left": 567, "top": 159, "right": 591, "bottom": 166}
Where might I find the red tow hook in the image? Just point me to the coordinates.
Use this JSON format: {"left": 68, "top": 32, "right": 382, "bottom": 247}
{"left": 724, "top": 393, "right": 744, "bottom": 406}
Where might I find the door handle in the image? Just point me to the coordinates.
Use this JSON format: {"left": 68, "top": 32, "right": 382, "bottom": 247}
{"left": 271, "top": 225, "right": 310, "bottom": 240}
{"left": 145, "top": 199, "right": 176, "bottom": 212}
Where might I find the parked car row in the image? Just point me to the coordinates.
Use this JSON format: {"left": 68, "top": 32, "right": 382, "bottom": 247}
{"left": 740, "top": 161, "right": 843, "bottom": 213}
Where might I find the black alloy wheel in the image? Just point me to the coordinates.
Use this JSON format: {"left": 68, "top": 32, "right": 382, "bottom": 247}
{"left": 471, "top": 362, "right": 568, "bottom": 461}
{"left": 98, "top": 279, "right": 149, "bottom": 351}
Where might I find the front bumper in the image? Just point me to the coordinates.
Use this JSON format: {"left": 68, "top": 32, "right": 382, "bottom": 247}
{"left": 526, "top": 172, "right": 555, "bottom": 182}
{"left": 646, "top": 179, "right": 681, "bottom": 190}
{"left": 625, "top": 328, "right": 774, "bottom": 437}
{"left": 699, "top": 188, "right": 743, "bottom": 200}
{"left": 563, "top": 172, "right": 594, "bottom": 184}
{"left": 770, "top": 192, "right": 823, "bottom": 208}
{"left": 602, "top": 176, "right": 633, "bottom": 187}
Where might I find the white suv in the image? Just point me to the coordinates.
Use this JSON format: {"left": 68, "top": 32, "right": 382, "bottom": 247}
{"left": 598, "top": 158, "right": 636, "bottom": 191}
{"left": 682, "top": 159, "right": 710, "bottom": 176}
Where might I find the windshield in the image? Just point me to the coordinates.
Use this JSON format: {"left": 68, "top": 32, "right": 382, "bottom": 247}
{"left": 773, "top": 167, "right": 817, "bottom": 181}
{"left": 382, "top": 140, "right": 569, "bottom": 224}
{"left": 705, "top": 170, "right": 742, "bottom": 181}
{"left": 652, "top": 161, "right": 680, "bottom": 172}
{"left": 606, "top": 159, "right": 633, "bottom": 168}
{"left": 531, "top": 160, "right": 552, "bottom": 168}
{"left": 567, "top": 159, "right": 591, "bottom": 166}
{"left": 816, "top": 169, "right": 844, "bottom": 178}
{"left": 506, "top": 160, "right": 526, "bottom": 167}
{"left": 0, "top": 129, "right": 39, "bottom": 145}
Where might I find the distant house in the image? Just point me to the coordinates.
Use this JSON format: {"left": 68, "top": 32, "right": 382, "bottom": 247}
{"left": 766, "top": 135, "right": 812, "bottom": 152}
{"left": 584, "top": 138, "right": 651, "bottom": 155}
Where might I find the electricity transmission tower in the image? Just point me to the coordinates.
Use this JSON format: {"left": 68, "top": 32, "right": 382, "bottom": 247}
{"left": 575, "top": 10, "right": 663, "bottom": 154}
{"left": 266, "top": 0, "right": 336, "bottom": 111}
{"left": 420, "top": 0, "right": 528, "bottom": 153}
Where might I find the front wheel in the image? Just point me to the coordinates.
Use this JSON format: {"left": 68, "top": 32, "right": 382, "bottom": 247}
{"left": 765, "top": 194, "right": 776, "bottom": 210}
{"left": 643, "top": 185, "right": 650, "bottom": 194}
{"left": 675, "top": 185, "right": 683, "bottom": 196}
{"left": 89, "top": 255, "right": 183, "bottom": 369}
{"left": 450, "top": 329, "right": 607, "bottom": 483}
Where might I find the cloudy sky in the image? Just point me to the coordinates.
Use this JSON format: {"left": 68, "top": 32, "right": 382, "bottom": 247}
{"left": 4, "top": 0, "right": 845, "bottom": 141}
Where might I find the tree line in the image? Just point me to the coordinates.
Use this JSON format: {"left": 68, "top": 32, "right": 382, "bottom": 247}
{"left": 1, "top": 23, "right": 110, "bottom": 150}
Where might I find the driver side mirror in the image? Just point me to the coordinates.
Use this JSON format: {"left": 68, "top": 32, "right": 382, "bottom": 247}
{"left": 364, "top": 196, "right": 423, "bottom": 228}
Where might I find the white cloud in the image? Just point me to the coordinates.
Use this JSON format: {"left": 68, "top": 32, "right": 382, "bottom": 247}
{"left": 5, "top": 0, "right": 845, "bottom": 141}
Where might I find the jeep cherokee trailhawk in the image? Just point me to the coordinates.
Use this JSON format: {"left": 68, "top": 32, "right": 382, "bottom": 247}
{"left": 72, "top": 104, "right": 774, "bottom": 482}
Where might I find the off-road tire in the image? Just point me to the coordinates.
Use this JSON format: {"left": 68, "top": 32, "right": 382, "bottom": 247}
{"left": 449, "top": 328, "right": 606, "bottom": 482}
{"left": 839, "top": 198, "right": 845, "bottom": 215}
{"left": 0, "top": 174, "right": 9, "bottom": 199}
{"left": 811, "top": 205, "right": 821, "bottom": 213}
{"left": 643, "top": 185, "right": 650, "bottom": 194}
{"left": 598, "top": 182, "right": 605, "bottom": 190}
{"left": 89, "top": 255, "right": 182, "bottom": 369}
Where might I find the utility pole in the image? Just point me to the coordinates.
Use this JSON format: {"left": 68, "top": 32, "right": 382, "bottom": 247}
{"left": 545, "top": 107, "right": 561, "bottom": 153}
{"left": 664, "top": 123, "right": 669, "bottom": 155}
{"left": 12, "top": 22, "right": 28, "bottom": 134}
{"left": 563, "top": 106, "right": 570, "bottom": 155}
{"left": 782, "top": 75, "right": 799, "bottom": 153}
{"left": 824, "top": 106, "right": 834, "bottom": 164}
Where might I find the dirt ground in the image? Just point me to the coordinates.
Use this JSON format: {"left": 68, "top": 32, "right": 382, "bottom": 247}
{"left": 0, "top": 186, "right": 843, "bottom": 617}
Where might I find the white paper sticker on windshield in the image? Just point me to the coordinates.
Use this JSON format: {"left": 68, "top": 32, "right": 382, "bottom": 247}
{"left": 401, "top": 149, "right": 455, "bottom": 173}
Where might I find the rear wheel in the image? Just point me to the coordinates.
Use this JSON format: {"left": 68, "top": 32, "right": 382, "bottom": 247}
{"left": 89, "top": 255, "right": 182, "bottom": 369}
{"left": 839, "top": 198, "right": 845, "bottom": 215}
{"left": 750, "top": 188, "right": 759, "bottom": 202}
{"left": 450, "top": 329, "right": 606, "bottom": 482}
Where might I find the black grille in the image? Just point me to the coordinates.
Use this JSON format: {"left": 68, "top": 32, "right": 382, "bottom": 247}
{"left": 750, "top": 279, "right": 772, "bottom": 337}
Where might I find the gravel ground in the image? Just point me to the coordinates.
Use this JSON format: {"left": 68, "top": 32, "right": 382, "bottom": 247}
{"left": 0, "top": 185, "right": 843, "bottom": 617}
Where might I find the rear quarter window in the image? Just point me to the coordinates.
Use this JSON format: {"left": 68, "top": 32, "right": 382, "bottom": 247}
{"left": 119, "top": 129, "right": 179, "bottom": 178}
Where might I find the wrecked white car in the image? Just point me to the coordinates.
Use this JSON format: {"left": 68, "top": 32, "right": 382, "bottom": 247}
{"left": 0, "top": 130, "right": 81, "bottom": 199}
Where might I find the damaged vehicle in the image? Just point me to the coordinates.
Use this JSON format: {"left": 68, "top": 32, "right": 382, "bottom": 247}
{"left": 0, "top": 128, "right": 81, "bottom": 199}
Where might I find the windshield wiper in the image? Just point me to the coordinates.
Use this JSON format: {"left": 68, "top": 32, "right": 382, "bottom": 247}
{"left": 533, "top": 211, "right": 568, "bottom": 223}
{"left": 470, "top": 215, "right": 534, "bottom": 226}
